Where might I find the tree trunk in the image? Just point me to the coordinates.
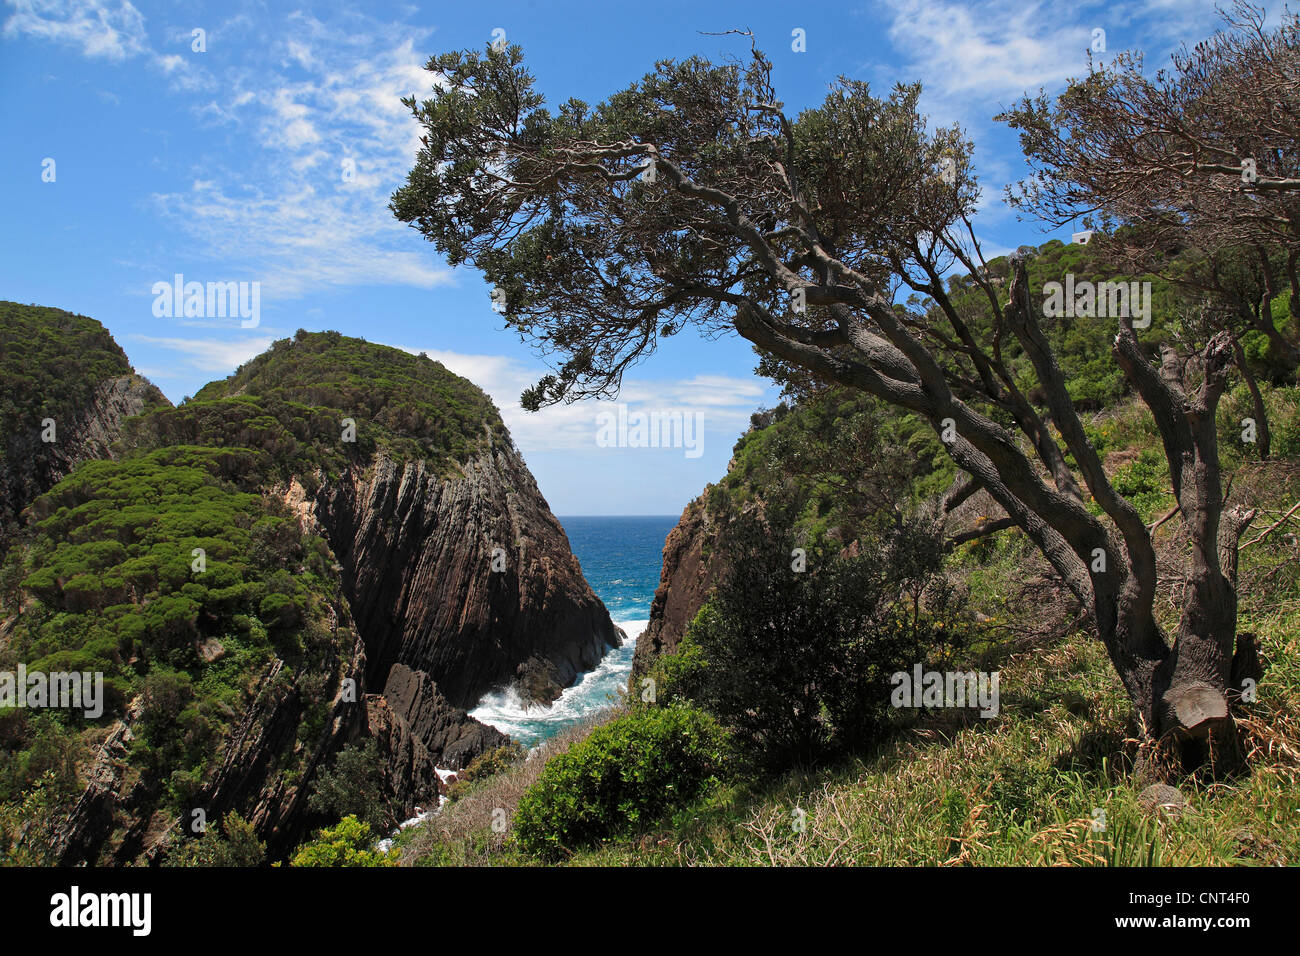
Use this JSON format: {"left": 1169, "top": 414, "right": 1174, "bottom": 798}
{"left": 1232, "top": 330, "right": 1270, "bottom": 460}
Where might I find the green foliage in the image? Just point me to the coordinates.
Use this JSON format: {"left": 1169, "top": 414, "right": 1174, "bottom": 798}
{"left": 678, "top": 505, "right": 973, "bottom": 770}
{"left": 308, "top": 739, "right": 394, "bottom": 831}
{"left": 1108, "top": 447, "right": 1175, "bottom": 520}
{"left": 167, "top": 812, "right": 266, "bottom": 867}
{"left": 0, "top": 301, "right": 164, "bottom": 545}
{"left": 642, "top": 637, "right": 710, "bottom": 709}
{"left": 0, "top": 301, "right": 130, "bottom": 416}
{"left": 0, "top": 771, "right": 70, "bottom": 866}
{"left": 120, "top": 330, "right": 504, "bottom": 481}
{"left": 289, "top": 815, "right": 399, "bottom": 867}
{"left": 719, "top": 388, "right": 947, "bottom": 549}
{"left": 513, "top": 705, "right": 728, "bottom": 859}
{"left": 0, "top": 445, "right": 349, "bottom": 812}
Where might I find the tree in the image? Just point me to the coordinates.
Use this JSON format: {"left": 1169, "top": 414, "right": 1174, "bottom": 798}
{"left": 392, "top": 39, "right": 1260, "bottom": 778}
{"left": 675, "top": 504, "right": 966, "bottom": 770}
{"left": 998, "top": 3, "right": 1300, "bottom": 357}
{"left": 167, "top": 812, "right": 266, "bottom": 867}
{"left": 307, "top": 738, "right": 394, "bottom": 831}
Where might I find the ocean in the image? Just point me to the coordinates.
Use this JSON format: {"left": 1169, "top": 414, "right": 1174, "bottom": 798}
{"left": 468, "top": 515, "right": 679, "bottom": 748}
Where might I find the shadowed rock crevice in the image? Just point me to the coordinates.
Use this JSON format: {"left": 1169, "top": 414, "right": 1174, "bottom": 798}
{"left": 313, "top": 445, "right": 621, "bottom": 722}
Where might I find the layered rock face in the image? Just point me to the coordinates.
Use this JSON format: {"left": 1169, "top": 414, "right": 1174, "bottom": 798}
{"left": 633, "top": 480, "right": 884, "bottom": 683}
{"left": 47, "top": 435, "right": 614, "bottom": 862}
{"left": 377, "top": 664, "right": 509, "bottom": 770}
{"left": 315, "top": 444, "right": 620, "bottom": 713}
{"left": 631, "top": 495, "right": 722, "bottom": 681}
{"left": 0, "top": 375, "right": 166, "bottom": 550}
{"left": 57, "top": 626, "right": 367, "bottom": 865}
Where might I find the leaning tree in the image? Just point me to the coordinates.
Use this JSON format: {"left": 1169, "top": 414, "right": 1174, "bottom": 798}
{"left": 392, "top": 41, "right": 1260, "bottom": 778}
{"left": 998, "top": 2, "right": 1300, "bottom": 367}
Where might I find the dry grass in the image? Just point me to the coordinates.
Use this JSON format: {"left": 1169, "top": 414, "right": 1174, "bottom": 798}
{"left": 399, "top": 706, "right": 623, "bottom": 866}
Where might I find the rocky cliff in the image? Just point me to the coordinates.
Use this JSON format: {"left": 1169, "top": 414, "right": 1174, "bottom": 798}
{"left": 0, "top": 302, "right": 168, "bottom": 552}
{"left": 314, "top": 447, "right": 619, "bottom": 709}
{"left": 631, "top": 495, "right": 721, "bottom": 680}
{"left": 2, "top": 327, "right": 619, "bottom": 864}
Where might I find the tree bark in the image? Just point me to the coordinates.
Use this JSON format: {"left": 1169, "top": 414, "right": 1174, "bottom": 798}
{"left": 1232, "top": 330, "right": 1271, "bottom": 460}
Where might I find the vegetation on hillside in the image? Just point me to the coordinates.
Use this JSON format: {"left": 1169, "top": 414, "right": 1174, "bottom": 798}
{"left": 0, "top": 301, "right": 167, "bottom": 549}
{"left": 0, "top": 446, "right": 354, "bottom": 853}
{"left": 0, "top": 301, "right": 134, "bottom": 446}
{"left": 0, "top": 327, "right": 510, "bottom": 864}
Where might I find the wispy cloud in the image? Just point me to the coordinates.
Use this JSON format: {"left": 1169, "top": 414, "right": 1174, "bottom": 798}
{"left": 397, "top": 347, "right": 771, "bottom": 456}
{"left": 8, "top": 3, "right": 446, "bottom": 298}
{"left": 146, "top": 12, "right": 452, "bottom": 296}
{"left": 874, "top": 0, "right": 1223, "bottom": 111}
{"left": 4, "top": 0, "right": 148, "bottom": 61}
{"left": 4, "top": 0, "right": 210, "bottom": 86}
{"left": 868, "top": 0, "right": 1226, "bottom": 227}
{"left": 132, "top": 333, "right": 276, "bottom": 375}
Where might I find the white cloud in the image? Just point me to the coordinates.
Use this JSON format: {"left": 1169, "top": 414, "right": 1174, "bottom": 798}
{"left": 394, "top": 346, "right": 771, "bottom": 456}
{"left": 144, "top": 15, "right": 452, "bottom": 298}
{"left": 867, "top": 0, "right": 1227, "bottom": 231}
{"left": 131, "top": 333, "right": 276, "bottom": 374}
{"left": 874, "top": 0, "right": 1224, "bottom": 111}
{"left": 877, "top": 0, "right": 1091, "bottom": 105}
{"left": 4, "top": 0, "right": 148, "bottom": 61}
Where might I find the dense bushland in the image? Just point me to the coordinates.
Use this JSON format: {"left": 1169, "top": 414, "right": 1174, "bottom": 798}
{"left": 0, "top": 446, "right": 350, "bottom": 815}
{"left": 0, "top": 301, "right": 133, "bottom": 449}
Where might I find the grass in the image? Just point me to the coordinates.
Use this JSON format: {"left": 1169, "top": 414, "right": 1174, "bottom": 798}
{"left": 398, "top": 607, "right": 1298, "bottom": 866}
{"left": 400, "top": 442, "right": 1300, "bottom": 867}
{"left": 399, "top": 709, "right": 622, "bottom": 866}
{"left": 559, "top": 609, "right": 1299, "bottom": 867}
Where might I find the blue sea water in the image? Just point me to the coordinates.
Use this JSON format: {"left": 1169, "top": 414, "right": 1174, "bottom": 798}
{"left": 468, "top": 515, "right": 679, "bottom": 748}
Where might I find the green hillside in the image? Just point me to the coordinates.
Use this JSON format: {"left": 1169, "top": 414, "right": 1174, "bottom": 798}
{"left": 396, "top": 238, "right": 1300, "bottom": 867}
{"left": 0, "top": 301, "right": 134, "bottom": 445}
{"left": 0, "top": 328, "right": 512, "bottom": 863}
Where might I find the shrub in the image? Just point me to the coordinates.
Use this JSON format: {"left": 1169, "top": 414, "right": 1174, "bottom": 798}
{"left": 167, "top": 812, "right": 266, "bottom": 867}
{"left": 289, "top": 815, "right": 399, "bottom": 867}
{"left": 307, "top": 738, "right": 393, "bottom": 831}
{"left": 678, "top": 507, "right": 971, "bottom": 770}
{"left": 513, "top": 704, "right": 728, "bottom": 860}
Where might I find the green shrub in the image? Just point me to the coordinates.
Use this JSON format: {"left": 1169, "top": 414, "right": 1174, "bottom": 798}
{"left": 167, "top": 812, "right": 266, "bottom": 867}
{"left": 641, "top": 637, "right": 710, "bottom": 708}
{"left": 307, "top": 739, "right": 393, "bottom": 830}
{"left": 289, "top": 815, "right": 399, "bottom": 867}
{"left": 678, "top": 506, "right": 972, "bottom": 770}
{"left": 513, "top": 705, "right": 728, "bottom": 860}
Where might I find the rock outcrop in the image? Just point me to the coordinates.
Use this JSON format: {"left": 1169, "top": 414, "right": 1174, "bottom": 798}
{"left": 1, "top": 375, "right": 166, "bottom": 551}
{"left": 315, "top": 446, "right": 620, "bottom": 713}
{"left": 379, "top": 664, "right": 508, "bottom": 767}
{"left": 631, "top": 495, "right": 722, "bottom": 680}
{"left": 6, "top": 327, "right": 620, "bottom": 864}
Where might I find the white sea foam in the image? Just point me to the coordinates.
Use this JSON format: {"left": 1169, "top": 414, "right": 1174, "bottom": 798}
{"left": 378, "top": 620, "right": 653, "bottom": 853}
{"left": 469, "top": 620, "right": 649, "bottom": 747}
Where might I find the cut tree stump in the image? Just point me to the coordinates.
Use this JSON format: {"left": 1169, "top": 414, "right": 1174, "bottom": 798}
{"left": 1164, "top": 681, "right": 1229, "bottom": 739}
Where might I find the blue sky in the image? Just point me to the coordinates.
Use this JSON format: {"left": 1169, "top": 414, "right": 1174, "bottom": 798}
{"left": 0, "top": 0, "right": 1231, "bottom": 515}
